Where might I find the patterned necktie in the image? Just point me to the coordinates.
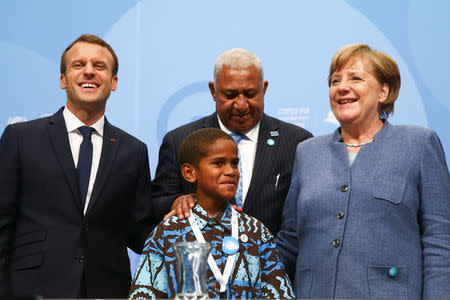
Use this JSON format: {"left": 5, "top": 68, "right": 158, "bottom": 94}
{"left": 77, "top": 126, "right": 95, "bottom": 207}
{"left": 230, "top": 132, "right": 245, "bottom": 207}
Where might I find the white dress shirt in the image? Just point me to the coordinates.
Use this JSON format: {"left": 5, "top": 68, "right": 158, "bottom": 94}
{"left": 63, "top": 107, "right": 104, "bottom": 215}
{"left": 218, "top": 115, "right": 260, "bottom": 205}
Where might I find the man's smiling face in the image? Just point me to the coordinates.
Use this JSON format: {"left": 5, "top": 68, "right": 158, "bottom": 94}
{"left": 60, "top": 41, "right": 117, "bottom": 112}
{"left": 210, "top": 65, "right": 268, "bottom": 134}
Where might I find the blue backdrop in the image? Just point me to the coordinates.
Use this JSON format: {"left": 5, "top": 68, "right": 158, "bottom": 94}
{"left": 2, "top": 0, "right": 449, "bottom": 275}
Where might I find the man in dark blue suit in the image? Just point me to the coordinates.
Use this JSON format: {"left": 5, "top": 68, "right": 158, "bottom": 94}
{"left": 0, "top": 34, "right": 156, "bottom": 298}
{"left": 152, "top": 48, "right": 312, "bottom": 235}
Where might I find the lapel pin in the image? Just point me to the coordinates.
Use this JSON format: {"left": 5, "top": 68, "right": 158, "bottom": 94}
{"left": 267, "top": 138, "right": 275, "bottom": 146}
{"left": 240, "top": 234, "right": 248, "bottom": 243}
{"left": 270, "top": 131, "right": 279, "bottom": 137}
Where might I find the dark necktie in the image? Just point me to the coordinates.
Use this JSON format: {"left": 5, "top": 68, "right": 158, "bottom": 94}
{"left": 77, "top": 126, "right": 95, "bottom": 207}
{"left": 230, "top": 132, "right": 245, "bottom": 207}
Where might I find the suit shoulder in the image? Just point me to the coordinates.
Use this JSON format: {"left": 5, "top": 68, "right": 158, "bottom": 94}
{"left": 163, "top": 115, "right": 214, "bottom": 142}
{"left": 390, "top": 124, "right": 436, "bottom": 139}
{"left": 386, "top": 124, "right": 444, "bottom": 153}
{"left": 4, "top": 115, "right": 53, "bottom": 134}
{"left": 108, "top": 124, "right": 147, "bottom": 148}
{"left": 297, "top": 133, "right": 333, "bottom": 150}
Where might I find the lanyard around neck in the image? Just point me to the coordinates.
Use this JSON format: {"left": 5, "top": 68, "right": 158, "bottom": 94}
{"left": 188, "top": 207, "right": 238, "bottom": 292}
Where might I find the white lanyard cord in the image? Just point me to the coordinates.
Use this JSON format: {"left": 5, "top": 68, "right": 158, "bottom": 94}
{"left": 188, "top": 207, "right": 238, "bottom": 292}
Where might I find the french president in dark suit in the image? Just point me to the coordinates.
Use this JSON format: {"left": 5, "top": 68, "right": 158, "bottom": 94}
{"left": 0, "top": 34, "right": 156, "bottom": 298}
{"left": 152, "top": 48, "right": 312, "bottom": 235}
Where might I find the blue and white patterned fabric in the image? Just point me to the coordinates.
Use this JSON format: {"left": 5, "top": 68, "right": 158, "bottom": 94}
{"left": 129, "top": 203, "right": 295, "bottom": 299}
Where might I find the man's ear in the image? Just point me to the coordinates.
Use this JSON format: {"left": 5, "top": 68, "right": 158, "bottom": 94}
{"left": 60, "top": 74, "right": 66, "bottom": 90}
{"left": 111, "top": 75, "right": 118, "bottom": 91}
{"left": 208, "top": 82, "right": 216, "bottom": 102}
{"left": 181, "top": 163, "right": 197, "bottom": 183}
{"left": 263, "top": 80, "right": 268, "bottom": 95}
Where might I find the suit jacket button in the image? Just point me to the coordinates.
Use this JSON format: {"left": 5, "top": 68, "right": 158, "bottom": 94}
{"left": 340, "top": 185, "right": 349, "bottom": 192}
{"left": 75, "top": 255, "right": 85, "bottom": 264}
{"left": 388, "top": 267, "right": 398, "bottom": 277}
{"left": 336, "top": 211, "right": 345, "bottom": 219}
{"left": 331, "top": 239, "right": 341, "bottom": 247}
{"left": 84, "top": 223, "right": 89, "bottom": 230}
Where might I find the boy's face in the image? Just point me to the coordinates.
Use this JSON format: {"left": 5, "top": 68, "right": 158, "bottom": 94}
{"left": 189, "top": 138, "right": 240, "bottom": 203}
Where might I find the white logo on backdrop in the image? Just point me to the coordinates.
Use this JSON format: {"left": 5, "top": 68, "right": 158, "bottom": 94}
{"left": 277, "top": 107, "right": 311, "bottom": 127}
{"left": 7, "top": 116, "right": 28, "bottom": 125}
{"left": 324, "top": 111, "right": 339, "bottom": 125}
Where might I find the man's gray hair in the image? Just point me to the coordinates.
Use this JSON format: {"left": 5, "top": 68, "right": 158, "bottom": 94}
{"left": 214, "top": 48, "right": 264, "bottom": 82}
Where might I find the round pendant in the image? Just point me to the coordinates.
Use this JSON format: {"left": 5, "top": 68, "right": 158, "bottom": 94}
{"left": 240, "top": 234, "right": 248, "bottom": 243}
{"left": 222, "top": 236, "right": 239, "bottom": 255}
{"left": 267, "top": 138, "right": 275, "bottom": 146}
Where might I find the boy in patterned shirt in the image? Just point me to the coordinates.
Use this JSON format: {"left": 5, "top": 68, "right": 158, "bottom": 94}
{"left": 129, "top": 128, "right": 295, "bottom": 299}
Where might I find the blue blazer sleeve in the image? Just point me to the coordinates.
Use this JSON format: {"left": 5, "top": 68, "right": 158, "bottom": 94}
{"left": 419, "top": 130, "right": 450, "bottom": 299}
{"left": 275, "top": 145, "right": 301, "bottom": 281}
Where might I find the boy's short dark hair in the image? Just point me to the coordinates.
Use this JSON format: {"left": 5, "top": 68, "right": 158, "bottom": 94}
{"left": 179, "top": 128, "right": 235, "bottom": 167}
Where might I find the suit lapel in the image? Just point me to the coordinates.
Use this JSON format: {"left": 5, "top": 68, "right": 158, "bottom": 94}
{"left": 47, "top": 108, "right": 83, "bottom": 211}
{"left": 86, "top": 119, "right": 119, "bottom": 214}
{"left": 245, "top": 115, "right": 280, "bottom": 208}
{"left": 201, "top": 113, "right": 220, "bottom": 128}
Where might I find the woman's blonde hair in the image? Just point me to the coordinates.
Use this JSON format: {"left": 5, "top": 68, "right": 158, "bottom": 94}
{"left": 328, "top": 44, "right": 401, "bottom": 119}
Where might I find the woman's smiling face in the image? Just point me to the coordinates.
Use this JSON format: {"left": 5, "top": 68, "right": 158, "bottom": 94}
{"left": 329, "top": 57, "right": 389, "bottom": 128}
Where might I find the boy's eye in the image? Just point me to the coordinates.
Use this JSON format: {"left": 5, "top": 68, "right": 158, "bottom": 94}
{"left": 352, "top": 76, "right": 361, "bottom": 81}
{"left": 232, "top": 159, "right": 239, "bottom": 167}
{"left": 213, "top": 161, "right": 223, "bottom": 166}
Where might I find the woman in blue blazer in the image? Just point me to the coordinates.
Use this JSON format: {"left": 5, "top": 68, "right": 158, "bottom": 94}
{"left": 276, "top": 44, "right": 450, "bottom": 299}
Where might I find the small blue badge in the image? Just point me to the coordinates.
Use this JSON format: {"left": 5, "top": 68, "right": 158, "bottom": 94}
{"left": 270, "top": 131, "right": 279, "bottom": 137}
{"left": 267, "top": 138, "right": 275, "bottom": 146}
{"left": 222, "top": 236, "right": 239, "bottom": 255}
{"left": 388, "top": 267, "right": 398, "bottom": 277}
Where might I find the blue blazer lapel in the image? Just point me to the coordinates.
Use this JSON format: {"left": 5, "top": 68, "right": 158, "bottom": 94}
{"left": 47, "top": 108, "right": 83, "bottom": 211}
{"left": 245, "top": 115, "right": 280, "bottom": 207}
{"left": 86, "top": 119, "right": 119, "bottom": 214}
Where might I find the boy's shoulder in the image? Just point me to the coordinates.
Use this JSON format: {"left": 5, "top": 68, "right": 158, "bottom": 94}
{"left": 159, "top": 215, "right": 189, "bottom": 228}
{"left": 236, "top": 211, "right": 274, "bottom": 242}
{"left": 152, "top": 215, "right": 190, "bottom": 237}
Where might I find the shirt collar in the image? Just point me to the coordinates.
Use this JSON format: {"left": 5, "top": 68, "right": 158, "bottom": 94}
{"left": 216, "top": 114, "right": 260, "bottom": 143}
{"left": 63, "top": 106, "right": 105, "bottom": 137}
{"left": 331, "top": 119, "right": 391, "bottom": 144}
{"left": 192, "top": 202, "right": 233, "bottom": 231}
